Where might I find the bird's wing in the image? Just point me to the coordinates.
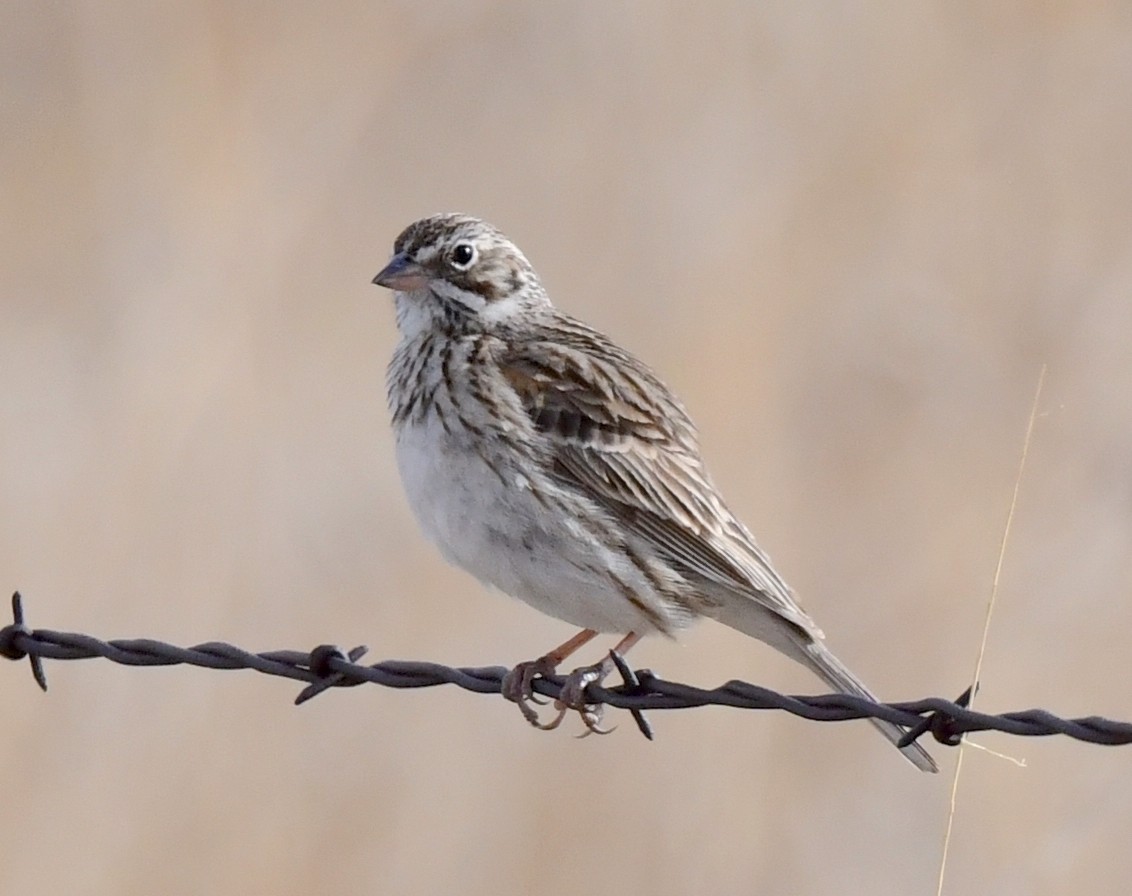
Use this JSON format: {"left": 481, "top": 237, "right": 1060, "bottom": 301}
{"left": 498, "top": 322, "right": 819, "bottom": 636}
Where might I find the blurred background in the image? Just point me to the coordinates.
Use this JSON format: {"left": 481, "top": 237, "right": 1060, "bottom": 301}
{"left": 3, "top": 3, "right": 1130, "bottom": 894}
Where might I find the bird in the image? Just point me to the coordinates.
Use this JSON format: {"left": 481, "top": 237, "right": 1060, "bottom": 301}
{"left": 372, "top": 212, "right": 937, "bottom": 772}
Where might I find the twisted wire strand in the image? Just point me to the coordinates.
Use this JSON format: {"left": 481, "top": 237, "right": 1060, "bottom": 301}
{"left": 3, "top": 592, "right": 1130, "bottom": 747}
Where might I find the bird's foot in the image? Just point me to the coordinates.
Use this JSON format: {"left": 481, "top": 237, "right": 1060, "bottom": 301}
{"left": 501, "top": 656, "right": 615, "bottom": 734}
{"left": 554, "top": 663, "right": 615, "bottom": 736}
{"left": 501, "top": 655, "right": 560, "bottom": 727}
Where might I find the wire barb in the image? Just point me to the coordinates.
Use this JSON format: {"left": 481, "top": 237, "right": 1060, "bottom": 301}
{"left": 899, "top": 685, "right": 976, "bottom": 749}
{"left": 607, "top": 649, "right": 653, "bottom": 741}
{"left": 4, "top": 594, "right": 1132, "bottom": 748}
{"left": 295, "top": 644, "right": 370, "bottom": 705}
{"left": 1, "top": 592, "right": 48, "bottom": 692}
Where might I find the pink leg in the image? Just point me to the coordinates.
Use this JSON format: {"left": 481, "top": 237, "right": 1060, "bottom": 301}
{"left": 547, "top": 631, "right": 644, "bottom": 735}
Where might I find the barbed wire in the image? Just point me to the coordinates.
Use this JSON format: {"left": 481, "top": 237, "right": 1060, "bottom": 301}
{"left": 3, "top": 592, "right": 1131, "bottom": 748}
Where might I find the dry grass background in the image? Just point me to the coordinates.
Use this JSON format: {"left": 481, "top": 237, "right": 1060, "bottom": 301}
{"left": 3, "top": 3, "right": 1131, "bottom": 894}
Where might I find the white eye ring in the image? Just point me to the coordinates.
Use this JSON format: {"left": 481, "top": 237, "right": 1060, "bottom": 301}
{"left": 450, "top": 242, "right": 477, "bottom": 270}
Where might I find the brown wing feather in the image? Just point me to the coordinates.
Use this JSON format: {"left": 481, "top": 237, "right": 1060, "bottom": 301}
{"left": 499, "top": 318, "right": 820, "bottom": 636}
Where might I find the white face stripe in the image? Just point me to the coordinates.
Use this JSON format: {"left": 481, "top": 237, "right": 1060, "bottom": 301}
{"left": 478, "top": 290, "right": 531, "bottom": 326}
{"left": 413, "top": 244, "right": 442, "bottom": 266}
{"left": 430, "top": 279, "right": 487, "bottom": 314}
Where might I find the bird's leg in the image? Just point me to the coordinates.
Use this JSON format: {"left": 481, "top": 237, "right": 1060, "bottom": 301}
{"left": 551, "top": 631, "right": 644, "bottom": 736}
{"left": 501, "top": 628, "right": 598, "bottom": 727}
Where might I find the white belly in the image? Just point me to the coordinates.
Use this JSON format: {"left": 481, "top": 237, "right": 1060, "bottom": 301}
{"left": 394, "top": 416, "right": 665, "bottom": 634}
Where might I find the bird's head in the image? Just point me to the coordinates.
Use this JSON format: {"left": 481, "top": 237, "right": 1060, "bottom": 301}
{"left": 373, "top": 214, "right": 549, "bottom": 335}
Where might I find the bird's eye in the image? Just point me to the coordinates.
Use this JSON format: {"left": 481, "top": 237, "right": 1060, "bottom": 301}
{"left": 450, "top": 242, "right": 477, "bottom": 269}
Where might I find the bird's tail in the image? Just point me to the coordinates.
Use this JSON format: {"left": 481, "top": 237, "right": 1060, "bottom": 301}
{"left": 714, "top": 598, "right": 938, "bottom": 773}
{"left": 799, "top": 637, "right": 938, "bottom": 773}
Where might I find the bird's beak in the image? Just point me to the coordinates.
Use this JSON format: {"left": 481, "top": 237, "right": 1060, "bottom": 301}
{"left": 372, "top": 253, "right": 429, "bottom": 291}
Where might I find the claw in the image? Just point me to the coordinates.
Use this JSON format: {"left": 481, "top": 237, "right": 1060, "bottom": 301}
{"left": 580, "top": 712, "right": 614, "bottom": 735}
{"left": 501, "top": 655, "right": 561, "bottom": 727}
{"left": 534, "top": 704, "right": 569, "bottom": 731}
{"left": 556, "top": 663, "right": 616, "bottom": 736}
{"left": 575, "top": 703, "right": 615, "bottom": 737}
